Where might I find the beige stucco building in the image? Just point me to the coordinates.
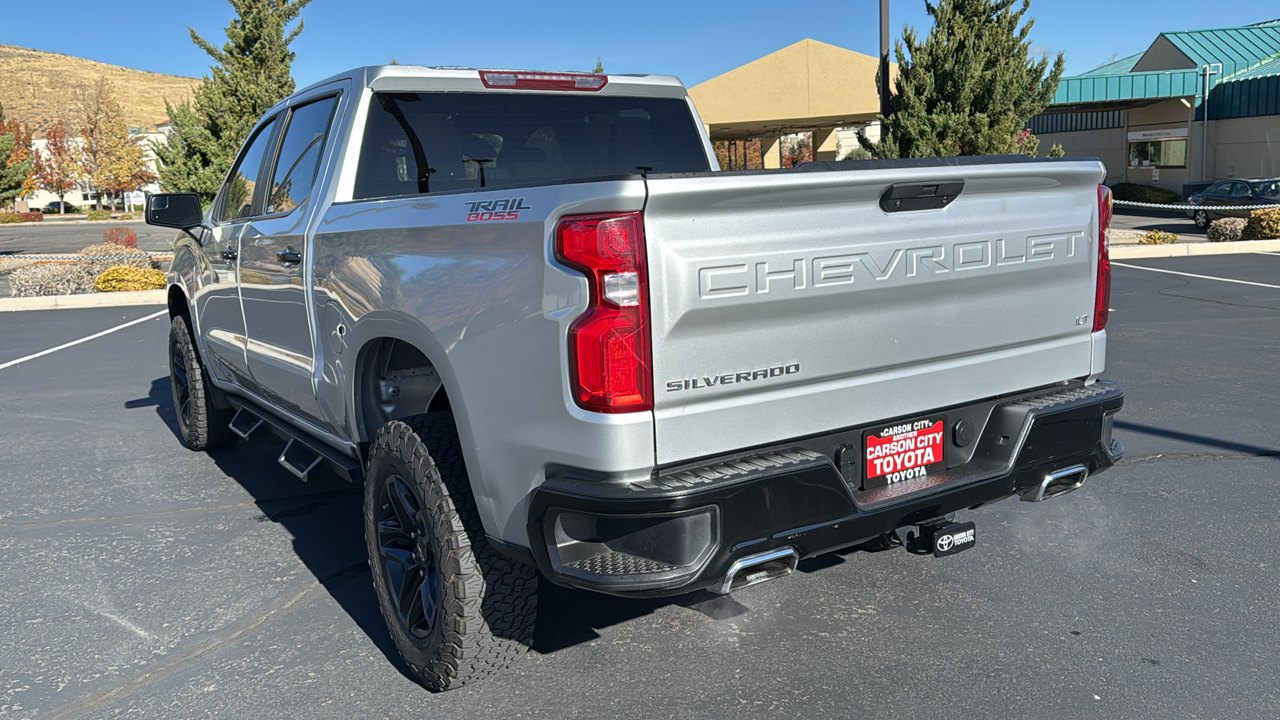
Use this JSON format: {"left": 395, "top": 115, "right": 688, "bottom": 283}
{"left": 688, "top": 38, "right": 893, "bottom": 167}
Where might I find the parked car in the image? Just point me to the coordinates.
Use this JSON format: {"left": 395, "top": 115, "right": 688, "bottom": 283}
{"left": 1186, "top": 177, "right": 1280, "bottom": 228}
{"left": 147, "top": 65, "right": 1124, "bottom": 690}
{"left": 40, "top": 201, "right": 79, "bottom": 214}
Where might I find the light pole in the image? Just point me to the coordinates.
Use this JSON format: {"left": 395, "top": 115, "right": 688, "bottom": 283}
{"left": 1200, "top": 63, "right": 1221, "bottom": 181}
{"left": 880, "top": 0, "right": 891, "bottom": 119}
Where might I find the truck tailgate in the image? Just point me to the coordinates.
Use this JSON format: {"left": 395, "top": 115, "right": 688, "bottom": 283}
{"left": 642, "top": 158, "right": 1106, "bottom": 465}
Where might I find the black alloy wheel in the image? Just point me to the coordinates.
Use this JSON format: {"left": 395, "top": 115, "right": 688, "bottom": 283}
{"left": 375, "top": 474, "right": 441, "bottom": 639}
{"left": 363, "top": 414, "right": 537, "bottom": 691}
{"left": 171, "top": 342, "right": 192, "bottom": 428}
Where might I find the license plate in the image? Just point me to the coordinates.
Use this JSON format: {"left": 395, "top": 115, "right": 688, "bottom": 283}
{"left": 863, "top": 415, "right": 946, "bottom": 490}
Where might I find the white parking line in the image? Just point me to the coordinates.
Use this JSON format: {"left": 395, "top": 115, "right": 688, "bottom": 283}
{"left": 1256, "top": 252, "right": 1280, "bottom": 257}
{"left": 0, "top": 309, "right": 168, "bottom": 371}
{"left": 1111, "top": 262, "right": 1280, "bottom": 290}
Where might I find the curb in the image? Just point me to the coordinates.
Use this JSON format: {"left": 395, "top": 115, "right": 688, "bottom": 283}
{"left": 3, "top": 219, "right": 147, "bottom": 227}
{"left": 1112, "top": 238, "right": 1280, "bottom": 259}
{"left": 0, "top": 290, "right": 166, "bottom": 312}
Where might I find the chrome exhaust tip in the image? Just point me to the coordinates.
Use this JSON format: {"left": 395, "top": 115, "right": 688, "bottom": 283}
{"left": 1021, "top": 464, "right": 1089, "bottom": 502}
{"left": 712, "top": 547, "right": 799, "bottom": 595}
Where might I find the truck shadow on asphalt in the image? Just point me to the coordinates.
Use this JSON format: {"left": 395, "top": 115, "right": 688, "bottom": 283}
{"left": 1114, "top": 420, "right": 1280, "bottom": 459}
{"left": 127, "top": 376, "right": 775, "bottom": 681}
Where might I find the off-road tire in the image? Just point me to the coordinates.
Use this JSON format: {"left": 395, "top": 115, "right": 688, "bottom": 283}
{"left": 168, "top": 315, "right": 234, "bottom": 451}
{"left": 364, "top": 413, "right": 537, "bottom": 691}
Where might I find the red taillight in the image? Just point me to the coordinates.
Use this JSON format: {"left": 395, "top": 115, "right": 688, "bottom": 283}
{"left": 1094, "top": 184, "right": 1113, "bottom": 333}
{"left": 556, "top": 213, "right": 651, "bottom": 412}
{"left": 479, "top": 70, "right": 608, "bottom": 92}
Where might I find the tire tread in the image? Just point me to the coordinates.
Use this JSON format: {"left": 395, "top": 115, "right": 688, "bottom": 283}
{"left": 366, "top": 413, "right": 536, "bottom": 690}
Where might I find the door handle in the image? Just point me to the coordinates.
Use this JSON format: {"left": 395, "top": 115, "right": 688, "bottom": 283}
{"left": 219, "top": 249, "right": 237, "bottom": 262}
{"left": 276, "top": 247, "right": 303, "bottom": 265}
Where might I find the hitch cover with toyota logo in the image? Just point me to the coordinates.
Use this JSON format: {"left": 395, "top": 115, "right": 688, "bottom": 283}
{"left": 932, "top": 522, "right": 977, "bottom": 558}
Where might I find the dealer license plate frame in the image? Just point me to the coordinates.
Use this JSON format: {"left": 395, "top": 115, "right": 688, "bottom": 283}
{"left": 862, "top": 414, "right": 948, "bottom": 491}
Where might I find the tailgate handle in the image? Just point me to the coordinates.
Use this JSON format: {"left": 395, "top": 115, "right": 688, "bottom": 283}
{"left": 879, "top": 181, "right": 965, "bottom": 213}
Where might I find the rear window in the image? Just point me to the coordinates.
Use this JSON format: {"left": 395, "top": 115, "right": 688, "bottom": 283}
{"left": 353, "top": 92, "right": 710, "bottom": 200}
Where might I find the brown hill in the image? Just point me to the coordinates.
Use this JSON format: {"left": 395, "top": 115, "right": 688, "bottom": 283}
{"left": 0, "top": 44, "right": 201, "bottom": 134}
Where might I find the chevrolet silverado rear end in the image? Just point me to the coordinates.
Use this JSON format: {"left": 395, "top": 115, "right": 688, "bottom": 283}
{"left": 532, "top": 156, "right": 1123, "bottom": 596}
{"left": 153, "top": 65, "right": 1122, "bottom": 690}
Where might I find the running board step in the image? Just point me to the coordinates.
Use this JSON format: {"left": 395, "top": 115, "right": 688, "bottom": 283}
{"left": 278, "top": 439, "right": 324, "bottom": 481}
{"left": 228, "top": 408, "right": 264, "bottom": 439}
{"left": 223, "top": 396, "right": 365, "bottom": 484}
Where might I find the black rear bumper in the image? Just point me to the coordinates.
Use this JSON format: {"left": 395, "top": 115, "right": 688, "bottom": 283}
{"left": 527, "top": 380, "right": 1124, "bottom": 598}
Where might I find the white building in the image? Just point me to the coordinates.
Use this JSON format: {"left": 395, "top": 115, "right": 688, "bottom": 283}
{"left": 24, "top": 124, "right": 168, "bottom": 211}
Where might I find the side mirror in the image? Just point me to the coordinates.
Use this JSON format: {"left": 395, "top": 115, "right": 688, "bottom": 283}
{"left": 147, "top": 192, "right": 204, "bottom": 230}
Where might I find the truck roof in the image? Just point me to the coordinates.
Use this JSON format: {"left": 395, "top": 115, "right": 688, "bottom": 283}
{"left": 287, "top": 65, "right": 689, "bottom": 105}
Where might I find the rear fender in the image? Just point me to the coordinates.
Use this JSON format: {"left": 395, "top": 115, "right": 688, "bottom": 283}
{"left": 330, "top": 310, "right": 497, "bottom": 533}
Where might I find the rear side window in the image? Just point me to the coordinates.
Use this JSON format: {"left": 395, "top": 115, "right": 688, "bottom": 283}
{"left": 267, "top": 95, "right": 340, "bottom": 215}
{"left": 1253, "top": 180, "right": 1280, "bottom": 197}
{"left": 353, "top": 92, "right": 710, "bottom": 200}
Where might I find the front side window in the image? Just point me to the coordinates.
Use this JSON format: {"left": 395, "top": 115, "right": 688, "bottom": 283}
{"left": 267, "top": 95, "right": 340, "bottom": 215}
{"left": 353, "top": 92, "right": 710, "bottom": 201}
{"left": 1206, "top": 182, "right": 1230, "bottom": 195}
{"left": 216, "top": 117, "right": 277, "bottom": 223}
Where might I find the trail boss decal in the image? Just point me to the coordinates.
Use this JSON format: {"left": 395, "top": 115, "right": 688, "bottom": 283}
{"left": 465, "top": 197, "right": 532, "bottom": 222}
{"left": 863, "top": 415, "right": 946, "bottom": 489}
{"left": 666, "top": 363, "right": 800, "bottom": 392}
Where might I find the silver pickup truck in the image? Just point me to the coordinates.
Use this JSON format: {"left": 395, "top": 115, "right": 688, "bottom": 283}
{"left": 148, "top": 65, "right": 1124, "bottom": 690}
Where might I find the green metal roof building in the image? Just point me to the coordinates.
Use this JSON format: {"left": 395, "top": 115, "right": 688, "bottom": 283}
{"left": 1030, "top": 19, "right": 1280, "bottom": 194}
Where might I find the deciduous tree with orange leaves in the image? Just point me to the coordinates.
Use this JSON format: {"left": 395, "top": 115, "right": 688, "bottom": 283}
{"left": 33, "top": 120, "right": 81, "bottom": 213}
{"left": 75, "top": 78, "right": 156, "bottom": 211}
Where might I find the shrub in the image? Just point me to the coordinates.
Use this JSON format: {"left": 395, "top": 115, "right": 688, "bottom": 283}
{"left": 1109, "top": 183, "right": 1180, "bottom": 205}
{"left": 1241, "top": 208, "right": 1280, "bottom": 241}
{"left": 103, "top": 226, "right": 138, "bottom": 248}
{"left": 840, "top": 146, "right": 873, "bottom": 161}
{"left": 18, "top": 212, "right": 43, "bottom": 223}
{"left": 1138, "top": 229, "right": 1179, "bottom": 245}
{"left": 1207, "top": 217, "right": 1248, "bottom": 242}
{"left": 0, "top": 212, "right": 22, "bottom": 224}
{"left": 117, "top": 213, "right": 137, "bottom": 221}
{"left": 86, "top": 210, "right": 110, "bottom": 221}
{"left": 78, "top": 244, "right": 155, "bottom": 277}
{"left": 94, "top": 265, "right": 167, "bottom": 292}
{"left": 9, "top": 263, "right": 97, "bottom": 297}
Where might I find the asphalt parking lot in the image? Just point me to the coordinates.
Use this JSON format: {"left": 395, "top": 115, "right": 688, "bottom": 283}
{"left": 0, "top": 222, "right": 175, "bottom": 256}
{"left": 1, "top": 254, "right": 1278, "bottom": 718}
{"left": 1110, "top": 207, "right": 1206, "bottom": 240}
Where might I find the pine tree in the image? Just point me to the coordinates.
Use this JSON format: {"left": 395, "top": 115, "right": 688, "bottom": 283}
{"left": 593, "top": 57, "right": 604, "bottom": 73}
{"left": 863, "top": 0, "right": 1064, "bottom": 159}
{"left": 0, "top": 102, "right": 35, "bottom": 209}
{"left": 155, "top": 0, "right": 311, "bottom": 204}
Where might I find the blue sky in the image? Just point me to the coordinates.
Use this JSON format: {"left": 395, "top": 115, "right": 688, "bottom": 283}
{"left": 2, "top": 1, "right": 1277, "bottom": 89}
